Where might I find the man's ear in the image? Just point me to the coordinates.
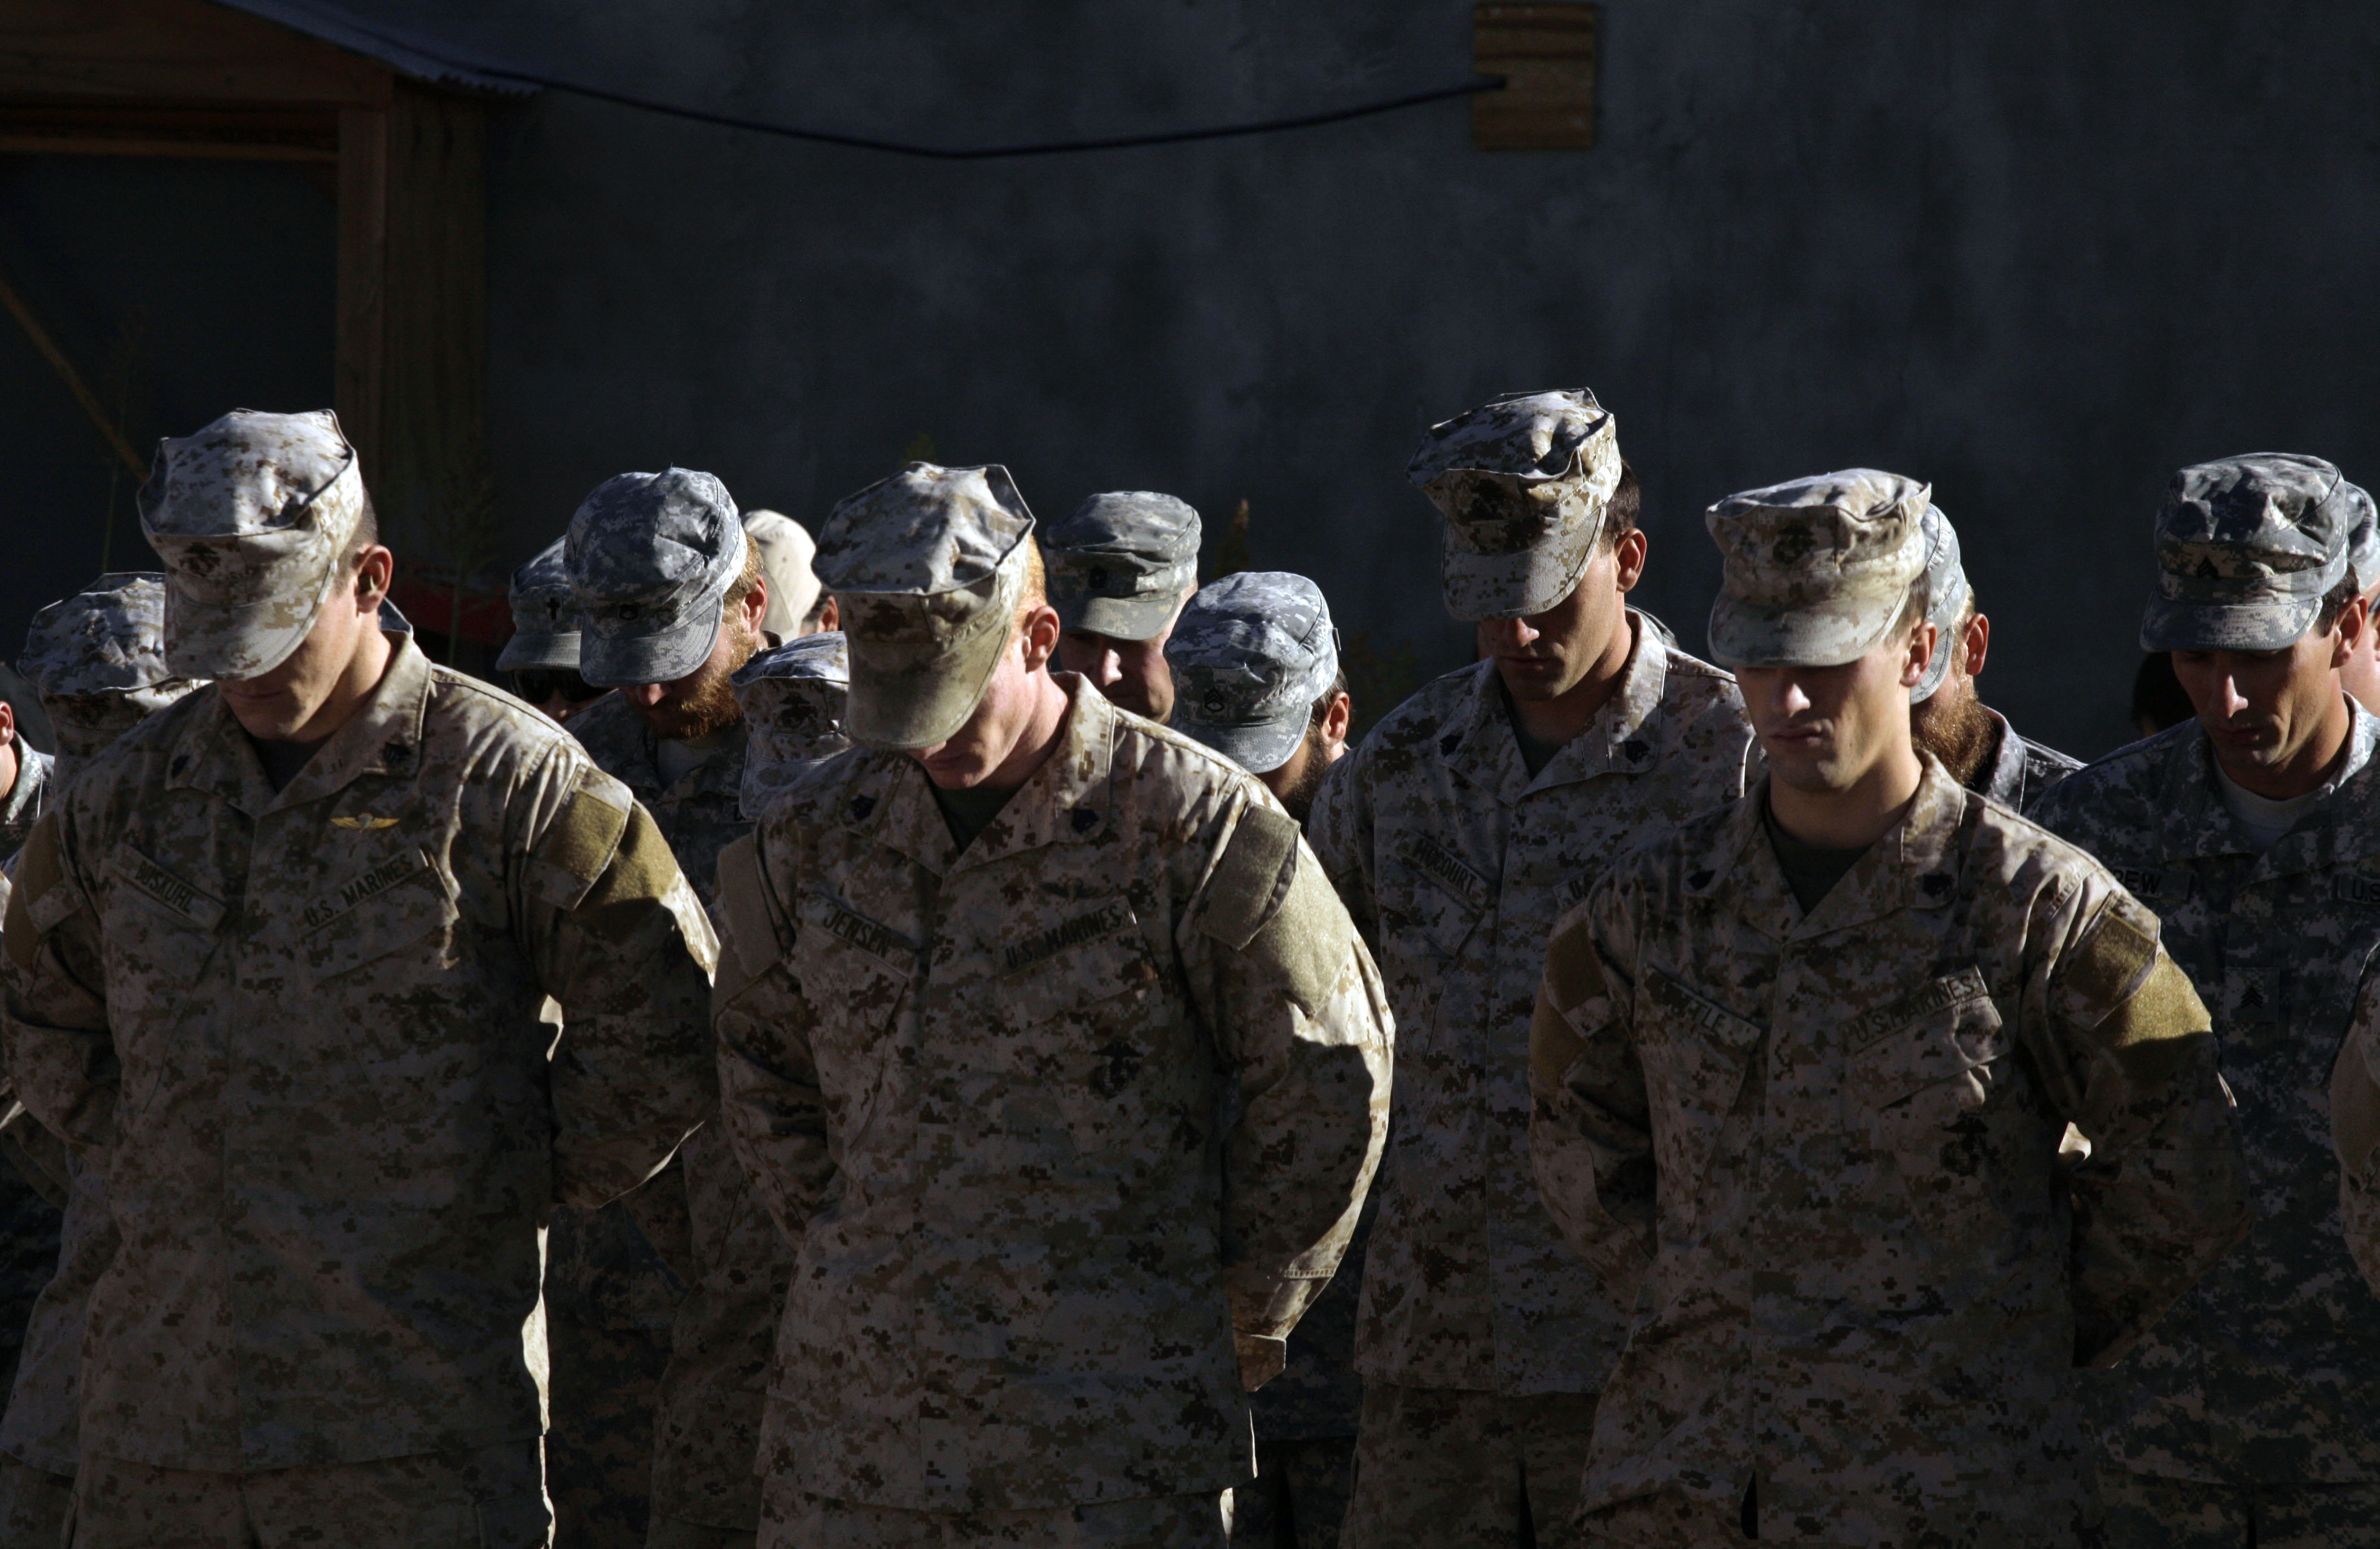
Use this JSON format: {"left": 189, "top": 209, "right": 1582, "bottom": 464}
{"left": 2334, "top": 594, "right": 2372, "bottom": 670}
{"left": 1018, "top": 604, "right": 1062, "bottom": 673}
{"left": 1323, "top": 690, "right": 1353, "bottom": 752}
{"left": 1612, "top": 528, "right": 1649, "bottom": 593}
{"left": 1961, "top": 612, "right": 1991, "bottom": 681}
{"left": 355, "top": 546, "right": 395, "bottom": 609}
{"left": 0, "top": 700, "right": 14, "bottom": 741}
{"left": 1902, "top": 620, "right": 1939, "bottom": 689}
{"left": 740, "top": 574, "right": 770, "bottom": 636}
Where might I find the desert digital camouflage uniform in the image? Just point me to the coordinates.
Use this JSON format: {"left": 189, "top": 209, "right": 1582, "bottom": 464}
{"left": 0, "top": 575, "right": 207, "bottom": 1546}
{"left": 2, "top": 410, "right": 719, "bottom": 1543}
{"left": 1167, "top": 572, "right": 1368, "bottom": 1549}
{"left": 564, "top": 467, "right": 790, "bottom": 1548}
{"left": 733, "top": 632, "right": 850, "bottom": 822}
{"left": 1306, "top": 393, "right": 1755, "bottom": 1544}
{"left": 1529, "top": 469, "right": 2250, "bottom": 1546}
{"left": 2031, "top": 453, "right": 2380, "bottom": 1548}
{"left": 0, "top": 863, "right": 69, "bottom": 1549}
{"left": 714, "top": 462, "right": 1391, "bottom": 1547}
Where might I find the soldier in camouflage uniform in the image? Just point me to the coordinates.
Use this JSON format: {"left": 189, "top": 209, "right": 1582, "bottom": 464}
{"left": 712, "top": 461, "right": 1392, "bottom": 1548}
{"left": 499, "top": 537, "right": 610, "bottom": 723}
{"left": 1533, "top": 468, "right": 2251, "bottom": 1547}
{"left": 565, "top": 470, "right": 790, "bottom": 1549}
{"left": 0, "top": 573, "right": 207, "bottom": 1547}
{"left": 1305, "top": 390, "right": 1755, "bottom": 1548}
{"left": 2334, "top": 488, "right": 2380, "bottom": 714}
{"left": 2031, "top": 453, "right": 2380, "bottom": 1549}
{"left": 1043, "top": 490, "right": 1201, "bottom": 723}
{"left": 1905, "top": 502, "right": 2080, "bottom": 809}
{"left": 1, "top": 409, "right": 719, "bottom": 1547}
{"left": 732, "top": 632, "right": 850, "bottom": 821}
{"left": 1167, "top": 570, "right": 1368, "bottom": 1549}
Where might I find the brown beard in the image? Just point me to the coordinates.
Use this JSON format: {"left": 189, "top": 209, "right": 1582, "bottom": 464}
{"left": 1910, "top": 684, "right": 2000, "bottom": 788}
{"left": 1275, "top": 730, "right": 1335, "bottom": 826}
{"left": 628, "top": 622, "right": 758, "bottom": 742}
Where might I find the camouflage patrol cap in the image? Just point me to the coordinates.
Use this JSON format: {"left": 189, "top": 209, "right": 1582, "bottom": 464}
{"left": 2141, "top": 454, "right": 2369, "bottom": 652}
{"left": 814, "top": 462, "right": 1035, "bottom": 750}
{"left": 1706, "top": 469, "right": 1931, "bottom": 668}
{"left": 2350, "top": 493, "right": 2380, "bottom": 599}
{"left": 730, "top": 631, "right": 851, "bottom": 819}
{"left": 137, "top": 408, "right": 366, "bottom": 681}
{"left": 742, "top": 509, "right": 824, "bottom": 637}
{"left": 1165, "top": 571, "right": 1340, "bottom": 775}
{"left": 1408, "top": 388, "right": 1622, "bottom": 621}
{"left": 20, "top": 572, "right": 208, "bottom": 780}
{"left": 565, "top": 468, "right": 749, "bottom": 688}
{"left": 1909, "top": 504, "right": 1971, "bottom": 704}
{"left": 495, "top": 538, "right": 581, "bottom": 672}
{"left": 1040, "top": 491, "right": 1201, "bottom": 640}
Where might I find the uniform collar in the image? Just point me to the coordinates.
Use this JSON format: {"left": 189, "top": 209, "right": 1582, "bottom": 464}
{"left": 1, "top": 736, "right": 50, "bottom": 837}
{"left": 1441, "top": 610, "right": 1672, "bottom": 804}
{"left": 1975, "top": 707, "right": 2027, "bottom": 807}
{"left": 167, "top": 631, "right": 431, "bottom": 819}
{"left": 1688, "top": 755, "right": 1968, "bottom": 940}
{"left": 839, "top": 670, "right": 1115, "bottom": 877}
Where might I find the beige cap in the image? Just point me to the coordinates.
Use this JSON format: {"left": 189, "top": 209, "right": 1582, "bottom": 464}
{"left": 743, "top": 510, "right": 824, "bottom": 636}
{"left": 1408, "top": 388, "right": 1622, "bottom": 620}
{"left": 814, "top": 462, "right": 1035, "bottom": 750}
{"left": 137, "top": 408, "right": 366, "bottom": 681}
{"left": 1705, "top": 469, "right": 1930, "bottom": 668}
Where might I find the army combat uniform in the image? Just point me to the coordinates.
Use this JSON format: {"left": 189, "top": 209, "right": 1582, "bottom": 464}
{"left": 3, "top": 410, "right": 719, "bottom": 1546}
{"left": 1533, "top": 470, "right": 2250, "bottom": 1547}
{"left": 715, "top": 462, "right": 1392, "bottom": 1548}
{"left": 1306, "top": 391, "right": 1755, "bottom": 1546}
{"left": 2032, "top": 453, "right": 2380, "bottom": 1549}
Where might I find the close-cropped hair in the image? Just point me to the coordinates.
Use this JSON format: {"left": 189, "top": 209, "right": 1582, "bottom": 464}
{"left": 1014, "top": 541, "right": 1048, "bottom": 629}
{"left": 1888, "top": 569, "right": 1934, "bottom": 645}
{"left": 1309, "top": 666, "right": 1351, "bottom": 730}
{"left": 724, "top": 537, "right": 767, "bottom": 611}
{"left": 348, "top": 492, "right": 380, "bottom": 567}
{"left": 1602, "top": 460, "right": 1642, "bottom": 551}
{"left": 2316, "top": 574, "right": 2362, "bottom": 636}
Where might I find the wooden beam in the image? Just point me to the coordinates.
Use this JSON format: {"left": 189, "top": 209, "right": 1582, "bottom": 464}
{"left": 0, "top": 100, "right": 337, "bottom": 159}
{"left": 1473, "top": 2, "right": 1598, "bottom": 151}
{"left": 0, "top": 0, "right": 392, "bottom": 106}
{"left": 335, "top": 102, "right": 390, "bottom": 479}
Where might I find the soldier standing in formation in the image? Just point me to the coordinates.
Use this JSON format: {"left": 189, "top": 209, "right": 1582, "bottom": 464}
{"left": 564, "top": 470, "right": 791, "bottom": 1549}
{"left": 498, "top": 537, "right": 610, "bottom": 723}
{"left": 1308, "top": 390, "right": 1756, "bottom": 1547}
{"left": 1531, "top": 468, "right": 2250, "bottom": 1546}
{"left": 1904, "top": 502, "right": 2080, "bottom": 808}
{"left": 2, "top": 409, "right": 719, "bottom": 1545}
{"left": 2030, "top": 453, "right": 2380, "bottom": 1549}
{"left": 0, "top": 574, "right": 207, "bottom": 1546}
{"left": 1165, "top": 568, "right": 1365, "bottom": 1547}
{"left": 730, "top": 632, "right": 852, "bottom": 821}
{"left": 1043, "top": 491, "right": 1202, "bottom": 722}
{"left": 711, "top": 461, "right": 1390, "bottom": 1546}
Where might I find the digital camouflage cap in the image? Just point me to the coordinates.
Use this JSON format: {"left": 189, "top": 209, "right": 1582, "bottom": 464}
{"left": 1706, "top": 469, "right": 1930, "bottom": 668}
{"left": 2141, "top": 453, "right": 2371, "bottom": 653}
{"left": 813, "top": 462, "right": 1035, "bottom": 751}
{"left": 1165, "top": 571, "right": 1340, "bottom": 776}
{"left": 138, "top": 408, "right": 366, "bottom": 681}
{"left": 566, "top": 467, "right": 749, "bottom": 688}
{"left": 495, "top": 537, "right": 581, "bottom": 672}
{"left": 1910, "top": 503, "right": 1971, "bottom": 704}
{"left": 730, "top": 631, "right": 851, "bottom": 819}
{"left": 20, "top": 572, "right": 208, "bottom": 780}
{"left": 1040, "top": 491, "right": 1201, "bottom": 640}
{"left": 1408, "top": 388, "right": 1622, "bottom": 621}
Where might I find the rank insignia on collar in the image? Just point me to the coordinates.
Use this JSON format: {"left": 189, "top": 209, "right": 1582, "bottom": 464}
{"left": 331, "top": 815, "right": 400, "bottom": 831}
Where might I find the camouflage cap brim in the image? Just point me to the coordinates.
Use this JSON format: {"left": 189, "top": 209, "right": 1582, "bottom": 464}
{"left": 1707, "top": 589, "right": 1904, "bottom": 670}
{"left": 2139, "top": 593, "right": 2326, "bottom": 654}
{"left": 1439, "top": 524, "right": 1598, "bottom": 622}
{"left": 1169, "top": 707, "right": 1309, "bottom": 776}
{"left": 578, "top": 607, "right": 725, "bottom": 688}
{"left": 841, "top": 561, "right": 1022, "bottom": 751}
{"left": 1062, "top": 582, "right": 1189, "bottom": 641}
{"left": 494, "top": 628, "right": 583, "bottom": 672}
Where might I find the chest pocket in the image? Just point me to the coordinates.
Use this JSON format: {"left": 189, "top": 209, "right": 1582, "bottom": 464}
{"left": 1844, "top": 966, "right": 2011, "bottom": 1255}
{"left": 102, "top": 847, "right": 230, "bottom": 1031}
{"left": 301, "top": 847, "right": 460, "bottom": 982}
{"left": 1383, "top": 835, "right": 1491, "bottom": 964}
{"left": 792, "top": 890, "right": 916, "bottom": 1027}
{"left": 1635, "top": 967, "right": 1764, "bottom": 1230}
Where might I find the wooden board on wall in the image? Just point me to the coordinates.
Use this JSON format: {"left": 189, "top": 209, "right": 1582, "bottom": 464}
{"left": 1473, "top": 2, "right": 1598, "bottom": 151}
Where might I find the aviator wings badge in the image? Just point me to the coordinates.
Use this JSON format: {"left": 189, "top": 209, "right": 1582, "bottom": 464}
{"left": 331, "top": 815, "right": 401, "bottom": 831}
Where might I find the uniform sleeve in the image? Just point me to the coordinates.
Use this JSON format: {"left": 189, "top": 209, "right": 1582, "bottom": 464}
{"left": 711, "top": 830, "right": 838, "bottom": 1244}
{"left": 3, "top": 810, "right": 117, "bottom": 1154}
{"left": 1528, "top": 885, "right": 1655, "bottom": 1303}
{"left": 2331, "top": 979, "right": 2380, "bottom": 1296}
{"left": 1183, "top": 800, "right": 1392, "bottom": 1390}
{"left": 2032, "top": 884, "right": 2251, "bottom": 1367}
{"left": 1303, "top": 745, "right": 1379, "bottom": 948}
{"left": 519, "top": 763, "right": 721, "bottom": 1209}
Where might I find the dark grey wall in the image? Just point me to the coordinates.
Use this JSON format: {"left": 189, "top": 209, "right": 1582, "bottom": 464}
{"left": 238, "top": 3, "right": 2380, "bottom": 752}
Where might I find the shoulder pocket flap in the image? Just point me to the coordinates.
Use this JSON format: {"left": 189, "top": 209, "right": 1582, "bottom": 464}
{"left": 302, "top": 848, "right": 457, "bottom": 979}
{"left": 528, "top": 774, "right": 632, "bottom": 912}
{"left": 795, "top": 890, "right": 916, "bottom": 979}
{"left": 714, "top": 834, "right": 785, "bottom": 994}
{"left": 1196, "top": 805, "right": 1300, "bottom": 951}
{"left": 110, "top": 847, "right": 226, "bottom": 934}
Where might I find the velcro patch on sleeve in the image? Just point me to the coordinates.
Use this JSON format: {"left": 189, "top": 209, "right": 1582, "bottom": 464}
{"left": 713, "top": 833, "right": 786, "bottom": 994}
{"left": 2094, "top": 955, "right": 2213, "bottom": 1084}
{"left": 1532, "top": 921, "right": 1613, "bottom": 1093}
{"left": 2062, "top": 902, "right": 2160, "bottom": 1019}
{"left": 1237, "top": 851, "right": 1353, "bottom": 1017}
{"left": 529, "top": 774, "right": 632, "bottom": 912}
{"left": 1196, "top": 804, "right": 1301, "bottom": 952}
{"left": 2335, "top": 1032, "right": 2380, "bottom": 1180}
{"left": 10, "top": 819, "right": 77, "bottom": 946}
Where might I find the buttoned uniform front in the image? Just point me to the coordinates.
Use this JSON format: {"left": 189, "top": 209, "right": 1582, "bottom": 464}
{"left": 1303, "top": 618, "right": 1755, "bottom": 1400}
{"left": 2029, "top": 710, "right": 2380, "bottom": 1515}
{"left": 567, "top": 688, "right": 790, "bottom": 1541}
{"left": 0, "top": 632, "right": 719, "bottom": 1479}
{"left": 1531, "top": 759, "right": 2250, "bottom": 1546}
{"left": 712, "top": 675, "right": 1393, "bottom": 1524}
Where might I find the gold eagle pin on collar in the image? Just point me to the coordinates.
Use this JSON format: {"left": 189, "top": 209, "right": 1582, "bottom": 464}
{"left": 331, "top": 815, "right": 401, "bottom": 831}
